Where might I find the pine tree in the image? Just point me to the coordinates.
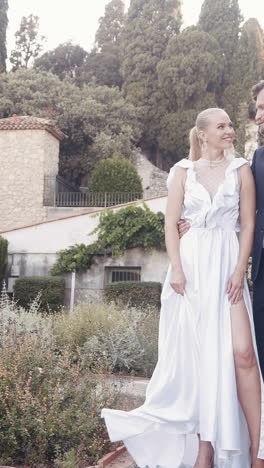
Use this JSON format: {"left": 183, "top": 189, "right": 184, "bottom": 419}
{"left": 95, "top": 0, "right": 125, "bottom": 49}
{"left": 79, "top": 0, "right": 126, "bottom": 88}
{"left": 10, "top": 14, "right": 46, "bottom": 70}
{"left": 157, "top": 26, "right": 225, "bottom": 168}
{"left": 222, "top": 18, "right": 264, "bottom": 153}
{"left": 120, "top": 0, "right": 182, "bottom": 165}
{"left": 0, "top": 0, "right": 8, "bottom": 73}
{"left": 199, "top": 0, "right": 243, "bottom": 80}
{"left": 157, "top": 26, "right": 224, "bottom": 110}
{"left": 222, "top": 18, "right": 264, "bottom": 122}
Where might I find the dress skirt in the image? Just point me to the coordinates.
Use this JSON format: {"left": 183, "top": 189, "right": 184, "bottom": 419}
{"left": 102, "top": 226, "right": 264, "bottom": 468}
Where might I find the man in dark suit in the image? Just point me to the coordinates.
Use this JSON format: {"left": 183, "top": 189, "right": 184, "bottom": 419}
{"left": 250, "top": 80, "right": 264, "bottom": 378}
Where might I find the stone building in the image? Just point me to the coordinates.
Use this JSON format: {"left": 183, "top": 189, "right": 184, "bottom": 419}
{"left": 0, "top": 115, "right": 65, "bottom": 231}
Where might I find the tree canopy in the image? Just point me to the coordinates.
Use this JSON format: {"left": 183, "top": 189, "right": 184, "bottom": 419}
{"left": 0, "top": 0, "right": 262, "bottom": 179}
{"left": 0, "top": 69, "right": 141, "bottom": 185}
{"left": 95, "top": 0, "right": 126, "bottom": 49}
{"left": 10, "top": 14, "right": 46, "bottom": 70}
{"left": 199, "top": 0, "right": 243, "bottom": 78}
{"left": 34, "top": 42, "right": 88, "bottom": 79}
{"left": 120, "top": 0, "right": 182, "bottom": 163}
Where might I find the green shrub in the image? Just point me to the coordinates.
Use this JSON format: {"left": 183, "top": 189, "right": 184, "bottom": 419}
{"left": 104, "top": 281, "right": 162, "bottom": 309}
{"left": 0, "top": 236, "right": 8, "bottom": 285}
{"left": 54, "top": 301, "right": 159, "bottom": 377}
{"left": 0, "top": 340, "right": 116, "bottom": 467}
{"left": 0, "top": 289, "right": 119, "bottom": 466}
{"left": 90, "top": 154, "right": 143, "bottom": 193}
{"left": 13, "top": 276, "right": 65, "bottom": 312}
{"left": 51, "top": 204, "right": 165, "bottom": 274}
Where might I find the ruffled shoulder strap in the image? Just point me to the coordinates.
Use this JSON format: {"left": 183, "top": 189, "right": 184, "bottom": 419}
{"left": 167, "top": 158, "right": 193, "bottom": 189}
{"left": 227, "top": 157, "right": 249, "bottom": 173}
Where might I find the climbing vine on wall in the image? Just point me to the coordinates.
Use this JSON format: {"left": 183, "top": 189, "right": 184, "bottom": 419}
{"left": 50, "top": 204, "right": 165, "bottom": 275}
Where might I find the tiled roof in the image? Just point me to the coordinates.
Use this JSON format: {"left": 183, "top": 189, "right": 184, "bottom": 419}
{"left": 0, "top": 115, "right": 66, "bottom": 141}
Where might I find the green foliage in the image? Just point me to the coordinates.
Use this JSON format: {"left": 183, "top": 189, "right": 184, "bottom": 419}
{"left": 54, "top": 300, "right": 159, "bottom": 377}
{"left": 0, "top": 236, "right": 7, "bottom": 285}
{"left": 0, "top": 341, "right": 115, "bottom": 466}
{"left": 0, "top": 288, "right": 158, "bottom": 465}
{"left": 90, "top": 155, "right": 143, "bottom": 193}
{"left": 13, "top": 276, "right": 65, "bottom": 312}
{"left": 10, "top": 14, "right": 46, "bottom": 70}
{"left": 158, "top": 27, "right": 224, "bottom": 110}
{"left": 34, "top": 42, "right": 88, "bottom": 79}
{"left": 120, "top": 0, "right": 182, "bottom": 160}
{"left": 77, "top": 45, "right": 123, "bottom": 88}
{"left": 50, "top": 243, "right": 98, "bottom": 275}
{"left": 157, "top": 26, "right": 224, "bottom": 165}
{"left": 0, "top": 69, "right": 141, "bottom": 186}
{"left": 95, "top": 0, "right": 126, "bottom": 49}
{"left": 91, "top": 203, "right": 165, "bottom": 257}
{"left": 104, "top": 281, "right": 161, "bottom": 309}
{"left": 199, "top": 0, "right": 243, "bottom": 78}
{"left": 78, "top": 0, "right": 125, "bottom": 88}
{"left": 222, "top": 18, "right": 264, "bottom": 127}
{"left": 0, "top": 0, "right": 8, "bottom": 73}
{"left": 158, "top": 109, "right": 198, "bottom": 165}
{"left": 50, "top": 204, "right": 165, "bottom": 274}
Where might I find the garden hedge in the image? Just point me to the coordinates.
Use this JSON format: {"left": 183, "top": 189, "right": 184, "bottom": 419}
{"left": 104, "top": 281, "right": 162, "bottom": 309}
{"left": 14, "top": 276, "right": 65, "bottom": 312}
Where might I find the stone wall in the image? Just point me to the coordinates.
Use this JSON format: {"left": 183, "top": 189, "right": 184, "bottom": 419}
{"left": 0, "top": 129, "right": 59, "bottom": 231}
{"left": 8, "top": 248, "right": 168, "bottom": 307}
{"left": 132, "top": 150, "right": 168, "bottom": 197}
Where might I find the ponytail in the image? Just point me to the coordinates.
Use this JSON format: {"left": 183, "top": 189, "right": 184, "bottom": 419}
{"left": 188, "top": 126, "right": 201, "bottom": 161}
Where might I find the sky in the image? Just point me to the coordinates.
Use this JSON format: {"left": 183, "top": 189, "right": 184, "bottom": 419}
{"left": 6, "top": 0, "right": 264, "bottom": 57}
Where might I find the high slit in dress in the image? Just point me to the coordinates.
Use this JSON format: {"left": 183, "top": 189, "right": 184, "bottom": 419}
{"left": 101, "top": 157, "right": 264, "bottom": 468}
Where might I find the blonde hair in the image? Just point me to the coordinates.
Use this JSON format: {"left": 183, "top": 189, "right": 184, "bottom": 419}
{"left": 189, "top": 107, "right": 228, "bottom": 161}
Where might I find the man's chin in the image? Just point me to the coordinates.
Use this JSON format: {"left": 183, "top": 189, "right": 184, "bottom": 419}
{"left": 258, "top": 123, "right": 264, "bottom": 137}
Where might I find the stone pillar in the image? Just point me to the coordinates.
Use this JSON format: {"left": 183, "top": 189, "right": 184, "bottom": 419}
{"left": 0, "top": 115, "right": 65, "bottom": 231}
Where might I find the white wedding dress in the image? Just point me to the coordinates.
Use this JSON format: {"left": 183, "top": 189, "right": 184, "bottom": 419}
{"left": 101, "top": 157, "right": 264, "bottom": 468}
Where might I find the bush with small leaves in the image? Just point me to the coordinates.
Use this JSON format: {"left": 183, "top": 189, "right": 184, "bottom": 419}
{"left": 90, "top": 154, "right": 143, "bottom": 194}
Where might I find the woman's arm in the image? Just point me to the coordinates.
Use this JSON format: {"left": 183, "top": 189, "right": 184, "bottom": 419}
{"left": 227, "top": 164, "right": 256, "bottom": 304}
{"left": 165, "top": 167, "right": 186, "bottom": 295}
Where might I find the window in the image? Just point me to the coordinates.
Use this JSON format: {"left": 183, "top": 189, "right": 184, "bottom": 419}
{"left": 105, "top": 266, "right": 141, "bottom": 284}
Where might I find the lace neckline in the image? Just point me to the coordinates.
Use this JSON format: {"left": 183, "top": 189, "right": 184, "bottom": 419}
{"left": 197, "top": 157, "right": 227, "bottom": 167}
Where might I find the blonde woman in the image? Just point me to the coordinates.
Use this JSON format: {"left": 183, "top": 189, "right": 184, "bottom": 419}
{"left": 102, "top": 108, "right": 264, "bottom": 468}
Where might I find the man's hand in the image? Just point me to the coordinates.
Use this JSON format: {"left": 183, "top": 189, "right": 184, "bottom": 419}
{"left": 177, "top": 220, "right": 191, "bottom": 239}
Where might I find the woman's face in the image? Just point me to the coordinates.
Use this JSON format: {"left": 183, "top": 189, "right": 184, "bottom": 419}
{"left": 200, "top": 112, "right": 235, "bottom": 151}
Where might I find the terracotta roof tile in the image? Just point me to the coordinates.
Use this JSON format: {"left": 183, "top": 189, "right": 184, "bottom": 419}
{"left": 0, "top": 115, "right": 66, "bottom": 141}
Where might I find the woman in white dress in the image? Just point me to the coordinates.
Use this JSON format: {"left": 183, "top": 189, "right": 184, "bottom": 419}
{"left": 101, "top": 108, "right": 264, "bottom": 468}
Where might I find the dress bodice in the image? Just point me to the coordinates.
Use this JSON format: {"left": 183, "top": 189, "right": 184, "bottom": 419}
{"left": 167, "top": 157, "right": 249, "bottom": 231}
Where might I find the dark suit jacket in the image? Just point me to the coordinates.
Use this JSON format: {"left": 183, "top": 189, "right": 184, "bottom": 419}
{"left": 251, "top": 145, "right": 264, "bottom": 281}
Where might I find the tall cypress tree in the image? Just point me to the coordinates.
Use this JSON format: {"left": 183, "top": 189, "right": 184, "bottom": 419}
{"left": 157, "top": 26, "right": 225, "bottom": 168}
{"left": 199, "top": 0, "right": 243, "bottom": 82}
{"left": 0, "top": 0, "right": 8, "bottom": 73}
{"left": 223, "top": 19, "right": 264, "bottom": 118}
{"left": 79, "top": 0, "right": 125, "bottom": 88}
{"left": 120, "top": 0, "right": 182, "bottom": 165}
{"left": 95, "top": 0, "right": 126, "bottom": 49}
{"left": 222, "top": 18, "right": 264, "bottom": 152}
